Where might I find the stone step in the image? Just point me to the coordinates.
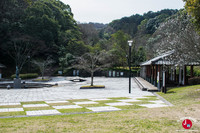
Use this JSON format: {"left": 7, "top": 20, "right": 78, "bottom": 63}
{"left": 135, "top": 77, "right": 158, "bottom": 91}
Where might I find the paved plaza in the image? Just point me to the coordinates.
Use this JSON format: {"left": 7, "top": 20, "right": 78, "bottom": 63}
{"left": 0, "top": 77, "right": 172, "bottom": 117}
{"left": 0, "top": 77, "right": 155, "bottom": 102}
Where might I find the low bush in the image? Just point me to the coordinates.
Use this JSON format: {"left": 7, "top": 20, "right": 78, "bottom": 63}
{"left": 188, "top": 77, "right": 200, "bottom": 85}
{"left": 80, "top": 85, "right": 105, "bottom": 89}
{"left": 32, "top": 78, "right": 51, "bottom": 82}
{"left": 11, "top": 73, "right": 38, "bottom": 79}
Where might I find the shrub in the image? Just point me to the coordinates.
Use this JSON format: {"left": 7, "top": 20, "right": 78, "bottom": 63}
{"left": 188, "top": 77, "right": 200, "bottom": 85}
{"left": 11, "top": 73, "right": 38, "bottom": 79}
{"left": 32, "top": 78, "right": 51, "bottom": 82}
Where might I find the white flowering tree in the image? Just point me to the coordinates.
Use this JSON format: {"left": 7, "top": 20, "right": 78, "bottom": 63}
{"left": 154, "top": 11, "right": 200, "bottom": 65}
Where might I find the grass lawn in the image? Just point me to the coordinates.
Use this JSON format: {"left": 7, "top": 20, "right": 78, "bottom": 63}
{"left": 0, "top": 85, "right": 200, "bottom": 132}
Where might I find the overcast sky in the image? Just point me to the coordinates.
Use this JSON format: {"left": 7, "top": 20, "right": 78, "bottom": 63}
{"left": 61, "top": 0, "right": 185, "bottom": 24}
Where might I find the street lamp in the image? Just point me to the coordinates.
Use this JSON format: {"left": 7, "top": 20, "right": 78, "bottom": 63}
{"left": 128, "top": 40, "right": 133, "bottom": 93}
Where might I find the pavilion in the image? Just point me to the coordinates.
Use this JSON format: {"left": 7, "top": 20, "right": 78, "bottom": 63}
{"left": 140, "top": 51, "right": 199, "bottom": 92}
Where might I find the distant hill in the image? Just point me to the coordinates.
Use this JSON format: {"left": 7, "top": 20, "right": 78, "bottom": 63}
{"left": 107, "top": 9, "right": 178, "bottom": 37}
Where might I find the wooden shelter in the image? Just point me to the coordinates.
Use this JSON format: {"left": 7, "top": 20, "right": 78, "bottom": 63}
{"left": 140, "top": 51, "right": 198, "bottom": 92}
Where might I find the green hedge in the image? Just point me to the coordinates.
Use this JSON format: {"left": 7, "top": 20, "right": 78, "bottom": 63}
{"left": 11, "top": 73, "right": 38, "bottom": 79}
{"left": 188, "top": 77, "right": 200, "bottom": 85}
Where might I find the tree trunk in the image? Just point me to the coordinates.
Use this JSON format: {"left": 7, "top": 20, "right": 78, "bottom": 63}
{"left": 91, "top": 72, "right": 94, "bottom": 86}
{"left": 42, "top": 71, "right": 44, "bottom": 80}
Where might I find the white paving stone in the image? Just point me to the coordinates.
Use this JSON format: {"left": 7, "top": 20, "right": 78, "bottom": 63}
{"left": 118, "top": 99, "right": 141, "bottom": 102}
{"left": 0, "top": 103, "right": 21, "bottom": 106}
{"left": 8, "top": 108, "right": 24, "bottom": 112}
{"left": 149, "top": 100, "right": 165, "bottom": 104}
{"left": 45, "top": 101, "right": 69, "bottom": 104}
{"left": 53, "top": 105, "right": 82, "bottom": 109}
{"left": 139, "top": 104, "right": 169, "bottom": 108}
{"left": 90, "top": 98, "right": 111, "bottom": 101}
{"left": 0, "top": 108, "right": 9, "bottom": 112}
{"left": 0, "top": 108, "right": 23, "bottom": 112}
{"left": 128, "top": 96, "right": 154, "bottom": 99}
{"left": 74, "top": 101, "right": 98, "bottom": 105}
{"left": 23, "top": 104, "right": 49, "bottom": 108}
{"left": 87, "top": 106, "right": 121, "bottom": 112}
{"left": 106, "top": 102, "right": 133, "bottom": 106}
{"left": 26, "top": 110, "right": 61, "bottom": 116}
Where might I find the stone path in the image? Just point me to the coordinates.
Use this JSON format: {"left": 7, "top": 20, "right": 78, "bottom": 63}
{"left": 0, "top": 96, "right": 170, "bottom": 117}
{"left": 0, "top": 77, "right": 172, "bottom": 117}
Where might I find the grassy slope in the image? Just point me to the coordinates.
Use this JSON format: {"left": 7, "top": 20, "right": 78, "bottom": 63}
{"left": 0, "top": 85, "right": 200, "bottom": 132}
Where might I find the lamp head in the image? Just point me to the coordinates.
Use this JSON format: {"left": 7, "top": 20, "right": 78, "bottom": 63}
{"left": 128, "top": 40, "right": 133, "bottom": 46}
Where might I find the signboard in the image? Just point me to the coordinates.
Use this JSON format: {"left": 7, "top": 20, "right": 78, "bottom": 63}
{"left": 109, "top": 71, "right": 112, "bottom": 77}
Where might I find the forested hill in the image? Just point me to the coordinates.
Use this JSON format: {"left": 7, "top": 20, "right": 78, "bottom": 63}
{"left": 0, "top": 0, "right": 181, "bottom": 77}
{"left": 105, "top": 9, "right": 178, "bottom": 37}
{"left": 96, "top": 9, "right": 179, "bottom": 59}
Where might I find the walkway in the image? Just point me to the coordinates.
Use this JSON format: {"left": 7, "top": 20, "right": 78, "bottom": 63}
{"left": 0, "top": 77, "right": 172, "bottom": 117}
{"left": 0, "top": 77, "right": 154, "bottom": 102}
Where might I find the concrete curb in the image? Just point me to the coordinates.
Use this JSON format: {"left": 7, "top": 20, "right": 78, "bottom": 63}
{"left": 153, "top": 92, "right": 174, "bottom": 107}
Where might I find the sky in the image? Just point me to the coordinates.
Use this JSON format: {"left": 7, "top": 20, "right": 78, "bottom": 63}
{"left": 61, "top": 0, "right": 185, "bottom": 24}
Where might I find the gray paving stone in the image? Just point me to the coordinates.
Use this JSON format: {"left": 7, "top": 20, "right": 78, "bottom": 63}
{"left": 0, "top": 77, "right": 155, "bottom": 103}
{"left": 86, "top": 106, "right": 121, "bottom": 112}
{"left": 105, "top": 102, "right": 133, "bottom": 106}
{"left": 74, "top": 101, "right": 98, "bottom": 105}
{"left": 23, "top": 104, "right": 49, "bottom": 108}
{"left": 26, "top": 110, "right": 61, "bottom": 116}
{"left": 45, "top": 101, "right": 69, "bottom": 104}
{"left": 53, "top": 105, "right": 82, "bottom": 109}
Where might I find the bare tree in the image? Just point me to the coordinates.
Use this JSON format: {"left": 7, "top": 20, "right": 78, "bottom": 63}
{"left": 2, "top": 34, "right": 44, "bottom": 78}
{"left": 4, "top": 40, "right": 35, "bottom": 78}
{"left": 32, "top": 57, "right": 54, "bottom": 80}
{"left": 154, "top": 11, "right": 200, "bottom": 65}
{"left": 74, "top": 51, "right": 112, "bottom": 86}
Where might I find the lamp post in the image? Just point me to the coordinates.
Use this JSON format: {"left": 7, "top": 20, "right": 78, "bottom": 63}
{"left": 128, "top": 40, "right": 133, "bottom": 94}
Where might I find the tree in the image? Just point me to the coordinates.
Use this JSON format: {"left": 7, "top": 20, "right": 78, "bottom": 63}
{"left": 24, "top": 0, "right": 82, "bottom": 62}
{"left": 133, "top": 46, "right": 146, "bottom": 66}
{"left": 109, "top": 30, "right": 131, "bottom": 67}
{"left": 184, "top": 0, "right": 200, "bottom": 33}
{"left": 2, "top": 37, "right": 38, "bottom": 75}
{"left": 32, "top": 57, "right": 54, "bottom": 80}
{"left": 59, "top": 53, "right": 74, "bottom": 73}
{"left": 74, "top": 51, "right": 112, "bottom": 86}
{"left": 155, "top": 11, "right": 200, "bottom": 65}
{"left": 78, "top": 23, "right": 99, "bottom": 46}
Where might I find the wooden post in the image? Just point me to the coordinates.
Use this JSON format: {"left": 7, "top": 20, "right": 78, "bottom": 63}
{"left": 179, "top": 67, "right": 182, "bottom": 85}
{"left": 184, "top": 66, "right": 187, "bottom": 85}
{"left": 155, "top": 65, "right": 157, "bottom": 86}
{"left": 191, "top": 65, "right": 194, "bottom": 78}
{"left": 152, "top": 65, "right": 155, "bottom": 84}
{"left": 174, "top": 69, "right": 176, "bottom": 82}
